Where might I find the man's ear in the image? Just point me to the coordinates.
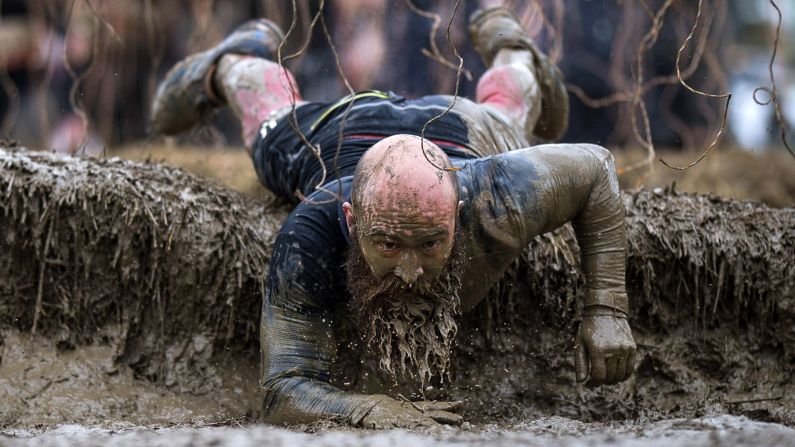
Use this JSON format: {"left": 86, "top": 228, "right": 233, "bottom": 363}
{"left": 342, "top": 201, "right": 355, "bottom": 232}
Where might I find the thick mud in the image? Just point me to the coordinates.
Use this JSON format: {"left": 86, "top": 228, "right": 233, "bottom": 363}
{"left": 1, "top": 147, "right": 794, "bottom": 436}
{"left": 0, "top": 330, "right": 260, "bottom": 427}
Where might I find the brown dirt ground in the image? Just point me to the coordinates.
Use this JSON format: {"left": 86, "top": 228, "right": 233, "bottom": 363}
{"left": 615, "top": 147, "right": 795, "bottom": 207}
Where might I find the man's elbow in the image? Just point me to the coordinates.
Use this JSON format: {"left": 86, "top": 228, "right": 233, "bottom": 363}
{"left": 577, "top": 144, "right": 620, "bottom": 197}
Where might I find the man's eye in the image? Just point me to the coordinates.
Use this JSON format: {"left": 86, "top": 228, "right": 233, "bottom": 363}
{"left": 423, "top": 240, "right": 441, "bottom": 251}
{"left": 379, "top": 242, "right": 398, "bottom": 251}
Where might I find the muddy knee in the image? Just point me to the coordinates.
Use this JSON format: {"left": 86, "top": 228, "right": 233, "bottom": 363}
{"left": 215, "top": 55, "right": 303, "bottom": 148}
{"left": 476, "top": 59, "right": 541, "bottom": 140}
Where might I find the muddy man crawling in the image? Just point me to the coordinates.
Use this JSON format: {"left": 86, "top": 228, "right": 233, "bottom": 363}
{"left": 151, "top": 2, "right": 637, "bottom": 429}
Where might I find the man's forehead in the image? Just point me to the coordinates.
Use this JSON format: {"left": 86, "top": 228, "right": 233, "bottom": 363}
{"left": 361, "top": 200, "right": 455, "bottom": 226}
{"left": 359, "top": 159, "right": 457, "bottom": 209}
{"left": 353, "top": 135, "right": 459, "bottom": 218}
{"left": 357, "top": 185, "right": 458, "bottom": 222}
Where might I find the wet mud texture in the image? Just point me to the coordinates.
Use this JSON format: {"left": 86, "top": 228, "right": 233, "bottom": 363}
{"left": 5, "top": 415, "right": 795, "bottom": 447}
{"left": 1, "top": 147, "right": 794, "bottom": 428}
{"left": 0, "top": 329, "right": 260, "bottom": 426}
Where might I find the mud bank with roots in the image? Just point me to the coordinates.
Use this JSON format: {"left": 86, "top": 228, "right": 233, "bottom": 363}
{"left": 0, "top": 147, "right": 793, "bottom": 429}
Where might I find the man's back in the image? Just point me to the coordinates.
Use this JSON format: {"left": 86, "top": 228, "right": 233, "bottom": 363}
{"left": 253, "top": 92, "right": 481, "bottom": 202}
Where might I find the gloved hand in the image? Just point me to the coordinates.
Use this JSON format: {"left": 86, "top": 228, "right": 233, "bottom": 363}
{"left": 360, "top": 396, "right": 464, "bottom": 429}
{"left": 575, "top": 309, "right": 637, "bottom": 386}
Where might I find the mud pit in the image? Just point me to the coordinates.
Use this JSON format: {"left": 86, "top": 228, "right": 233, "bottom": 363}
{"left": 1, "top": 147, "right": 794, "bottom": 445}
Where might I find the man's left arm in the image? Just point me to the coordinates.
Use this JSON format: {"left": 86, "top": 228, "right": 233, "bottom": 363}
{"left": 475, "top": 143, "right": 636, "bottom": 386}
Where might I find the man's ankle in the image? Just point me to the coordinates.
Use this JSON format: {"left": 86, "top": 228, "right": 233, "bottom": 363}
{"left": 212, "top": 54, "right": 247, "bottom": 105}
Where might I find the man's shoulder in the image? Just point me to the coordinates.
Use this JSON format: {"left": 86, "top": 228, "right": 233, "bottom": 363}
{"left": 451, "top": 151, "right": 540, "bottom": 241}
{"left": 452, "top": 149, "right": 543, "bottom": 192}
{"left": 273, "top": 178, "right": 353, "bottom": 278}
{"left": 452, "top": 154, "right": 506, "bottom": 195}
{"left": 278, "top": 178, "right": 352, "bottom": 245}
{"left": 267, "top": 179, "right": 352, "bottom": 309}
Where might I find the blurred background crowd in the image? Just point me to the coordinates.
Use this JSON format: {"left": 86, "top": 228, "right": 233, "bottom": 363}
{"left": 0, "top": 0, "right": 792, "bottom": 157}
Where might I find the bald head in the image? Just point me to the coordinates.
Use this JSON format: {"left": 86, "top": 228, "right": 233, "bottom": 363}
{"left": 343, "top": 134, "right": 461, "bottom": 284}
{"left": 351, "top": 134, "right": 459, "bottom": 220}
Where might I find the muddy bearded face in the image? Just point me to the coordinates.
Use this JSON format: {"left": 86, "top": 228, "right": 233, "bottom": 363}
{"left": 341, "top": 134, "right": 464, "bottom": 386}
{"left": 345, "top": 231, "right": 464, "bottom": 386}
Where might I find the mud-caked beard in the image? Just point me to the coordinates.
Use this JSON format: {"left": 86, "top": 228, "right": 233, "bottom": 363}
{"left": 345, "top": 234, "right": 465, "bottom": 388}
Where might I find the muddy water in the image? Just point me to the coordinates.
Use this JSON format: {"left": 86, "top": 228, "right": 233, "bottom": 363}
{"left": 4, "top": 328, "right": 794, "bottom": 446}
{"left": 0, "top": 331, "right": 261, "bottom": 427}
{"left": 3, "top": 415, "right": 795, "bottom": 447}
{"left": 2, "top": 331, "right": 793, "bottom": 446}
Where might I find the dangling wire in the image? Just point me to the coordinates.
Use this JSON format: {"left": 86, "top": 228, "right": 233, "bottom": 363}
{"left": 404, "top": 0, "right": 472, "bottom": 81}
{"left": 750, "top": 0, "right": 795, "bottom": 160}
{"left": 659, "top": 0, "right": 732, "bottom": 170}
{"left": 416, "top": 0, "right": 466, "bottom": 173}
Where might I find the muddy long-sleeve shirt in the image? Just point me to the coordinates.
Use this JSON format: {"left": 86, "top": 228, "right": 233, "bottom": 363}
{"left": 257, "top": 102, "right": 627, "bottom": 424}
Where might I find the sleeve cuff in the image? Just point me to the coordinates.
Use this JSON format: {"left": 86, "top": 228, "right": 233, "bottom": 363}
{"left": 578, "top": 289, "right": 629, "bottom": 315}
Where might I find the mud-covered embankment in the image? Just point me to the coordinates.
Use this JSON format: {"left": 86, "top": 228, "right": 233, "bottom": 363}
{"left": 1, "top": 147, "right": 793, "bottom": 426}
{"left": 0, "top": 148, "right": 288, "bottom": 394}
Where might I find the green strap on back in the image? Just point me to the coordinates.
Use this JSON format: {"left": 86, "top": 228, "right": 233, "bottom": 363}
{"left": 310, "top": 90, "right": 392, "bottom": 131}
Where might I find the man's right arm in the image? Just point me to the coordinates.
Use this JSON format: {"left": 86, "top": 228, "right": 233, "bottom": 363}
{"left": 259, "top": 225, "right": 379, "bottom": 425}
{"left": 259, "top": 296, "right": 381, "bottom": 425}
{"left": 261, "top": 301, "right": 462, "bottom": 428}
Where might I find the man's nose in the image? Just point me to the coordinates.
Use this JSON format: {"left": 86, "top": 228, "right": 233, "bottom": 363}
{"left": 394, "top": 251, "right": 423, "bottom": 285}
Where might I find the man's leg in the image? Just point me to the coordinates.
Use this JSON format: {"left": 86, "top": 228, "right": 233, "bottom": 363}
{"left": 474, "top": 49, "right": 541, "bottom": 143}
{"left": 150, "top": 18, "right": 301, "bottom": 150}
{"left": 468, "top": 7, "right": 569, "bottom": 143}
{"left": 213, "top": 55, "right": 303, "bottom": 150}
